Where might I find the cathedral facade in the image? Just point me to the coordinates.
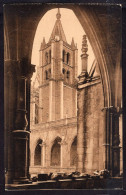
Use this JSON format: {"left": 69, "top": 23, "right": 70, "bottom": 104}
{"left": 30, "top": 9, "right": 78, "bottom": 176}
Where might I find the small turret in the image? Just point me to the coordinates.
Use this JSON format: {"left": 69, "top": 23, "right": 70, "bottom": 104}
{"left": 81, "top": 35, "right": 88, "bottom": 72}
{"left": 78, "top": 35, "right": 88, "bottom": 84}
{"left": 71, "top": 38, "right": 76, "bottom": 50}
{"left": 40, "top": 37, "right": 46, "bottom": 50}
{"left": 56, "top": 8, "right": 61, "bottom": 20}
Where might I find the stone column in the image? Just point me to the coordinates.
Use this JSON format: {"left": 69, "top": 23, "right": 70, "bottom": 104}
{"left": 13, "top": 75, "right": 29, "bottom": 183}
{"left": 60, "top": 140, "right": 67, "bottom": 169}
{"left": 102, "top": 107, "right": 110, "bottom": 170}
{"left": 59, "top": 40, "right": 63, "bottom": 119}
{"left": 102, "top": 106, "right": 121, "bottom": 176}
{"left": 41, "top": 142, "right": 46, "bottom": 167}
{"left": 60, "top": 81, "right": 63, "bottom": 119}
{"left": 77, "top": 89, "right": 85, "bottom": 173}
{"left": 110, "top": 107, "right": 120, "bottom": 176}
{"left": 4, "top": 60, "right": 17, "bottom": 183}
{"left": 12, "top": 60, "right": 35, "bottom": 183}
{"left": 51, "top": 40, "right": 54, "bottom": 78}
{"left": 49, "top": 80, "right": 53, "bottom": 121}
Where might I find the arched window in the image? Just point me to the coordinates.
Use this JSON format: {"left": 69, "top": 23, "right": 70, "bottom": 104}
{"left": 49, "top": 50, "right": 51, "bottom": 63}
{"left": 70, "top": 136, "right": 77, "bottom": 166}
{"left": 63, "top": 50, "right": 65, "bottom": 63}
{"left": 34, "top": 139, "right": 42, "bottom": 166}
{"left": 62, "top": 68, "right": 65, "bottom": 74}
{"left": 66, "top": 70, "right": 70, "bottom": 79}
{"left": 45, "top": 52, "right": 48, "bottom": 64}
{"left": 67, "top": 53, "right": 70, "bottom": 64}
{"left": 51, "top": 137, "right": 62, "bottom": 166}
{"left": 45, "top": 70, "right": 48, "bottom": 80}
{"left": 48, "top": 68, "right": 51, "bottom": 78}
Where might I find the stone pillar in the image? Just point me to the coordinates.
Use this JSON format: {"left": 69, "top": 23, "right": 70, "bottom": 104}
{"left": 102, "top": 107, "right": 110, "bottom": 170}
{"left": 51, "top": 40, "right": 54, "bottom": 78}
{"left": 77, "top": 35, "right": 89, "bottom": 172}
{"left": 60, "top": 81, "right": 63, "bottom": 119}
{"left": 41, "top": 142, "right": 46, "bottom": 167}
{"left": 59, "top": 40, "right": 63, "bottom": 119}
{"left": 110, "top": 107, "right": 120, "bottom": 176}
{"left": 12, "top": 60, "right": 35, "bottom": 183}
{"left": 13, "top": 75, "right": 29, "bottom": 183}
{"left": 60, "top": 140, "right": 67, "bottom": 168}
{"left": 4, "top": 60, "right": 17, "bottom": 183}
{"left": 102, "top": 106, "right": 121, "bottom": 176}
{"left": 77, "top": 90, "right": 85, "bottom": 173}
{"left": 49, "top": 80, "right": 53, "bottom": 121}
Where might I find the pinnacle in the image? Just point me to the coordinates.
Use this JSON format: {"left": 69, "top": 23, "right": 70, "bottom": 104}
{"left": 56, "top": 8, "right": 61, "bottom": 20}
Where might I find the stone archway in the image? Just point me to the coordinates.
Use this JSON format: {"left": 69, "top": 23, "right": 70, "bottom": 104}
{"left": 4, "top": 4, "right": 122, "bottom": 184}
{"left": 51, "top": 137, "right": 62, "bottom": 166}
{"left": 70, "top": 136, "right": 77, "bottom": 166}
{"left": 34, "top": 139, "right": 42, "bottom": 166}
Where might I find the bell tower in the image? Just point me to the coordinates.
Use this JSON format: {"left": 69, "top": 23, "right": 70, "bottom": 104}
{"left": 38, "top": 9, "right": 78, "bottom": 123}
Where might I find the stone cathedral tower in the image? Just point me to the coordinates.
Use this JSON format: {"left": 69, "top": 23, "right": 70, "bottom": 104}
{"left": 30, "top": 9, "right": 78, "bottom": 175}
{"left": 38, "top": 8, "right": 78, "bottom": 123}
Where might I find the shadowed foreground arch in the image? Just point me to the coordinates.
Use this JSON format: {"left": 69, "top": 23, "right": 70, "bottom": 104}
{"left": 4, "top": 4, "right": 122, "bottom": 184}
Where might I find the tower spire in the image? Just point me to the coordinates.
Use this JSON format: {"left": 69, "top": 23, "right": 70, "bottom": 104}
{"left": 56, "top": 8, "right": 61, "bottom": 20}
{"left": 49, "top": 8, "right": 67, "bottom": 42}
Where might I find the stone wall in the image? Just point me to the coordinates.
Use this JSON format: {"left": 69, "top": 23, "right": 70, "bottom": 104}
{"left": 77, "top": 77, "right": 104, "bottom": 174}
{"left": 41, "top": 85, "right": 49, "bottom": 122}
{"left": 30, "top": 117, "right": 77, "bottom": 176}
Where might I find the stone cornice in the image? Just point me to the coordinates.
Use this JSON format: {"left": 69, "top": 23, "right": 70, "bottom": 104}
{"left": 31, "top": 117, "right": 77, "bottom": 132}
{"left": 4, "top": 59, "right": 35, "bottom": 79}
{"left": 78, "top": 76, "right": 101, "bottom": 89}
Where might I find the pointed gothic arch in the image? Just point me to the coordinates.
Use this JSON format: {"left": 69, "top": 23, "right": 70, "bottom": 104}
{"left": 34, "top": 139, "right": 42, "bottom": 166}
{"left": 51, "top": 137, "right": 62, "bottom": 166}
{"left": 67, "top": 52, "right": 70, "bottom": 64}
{"left": 63, "top": 50, "right": 65, "bottom": 63}
{"left": 70, "top": 136, "right": 77, "bottom": 166}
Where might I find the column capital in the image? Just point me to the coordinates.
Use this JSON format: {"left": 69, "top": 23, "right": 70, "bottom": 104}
{"left": 17, "top": 58, "right": 35, "bottom": 79}
{"left": 4, "top": 58, "right": 35, "bottom": 79}
{"left": 40, "top": 142, "right": 46, "bottom": 147}
{"left": 58, "top": 140, "right": 67, "bottom": 145}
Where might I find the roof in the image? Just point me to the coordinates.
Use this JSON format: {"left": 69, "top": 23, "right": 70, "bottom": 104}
{"left": 49, "top": 8, "right": 67, "bottom": 43}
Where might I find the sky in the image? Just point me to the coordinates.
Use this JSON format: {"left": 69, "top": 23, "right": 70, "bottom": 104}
{"left": 31, "top": 8, "right": 95, "bottom": 82}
